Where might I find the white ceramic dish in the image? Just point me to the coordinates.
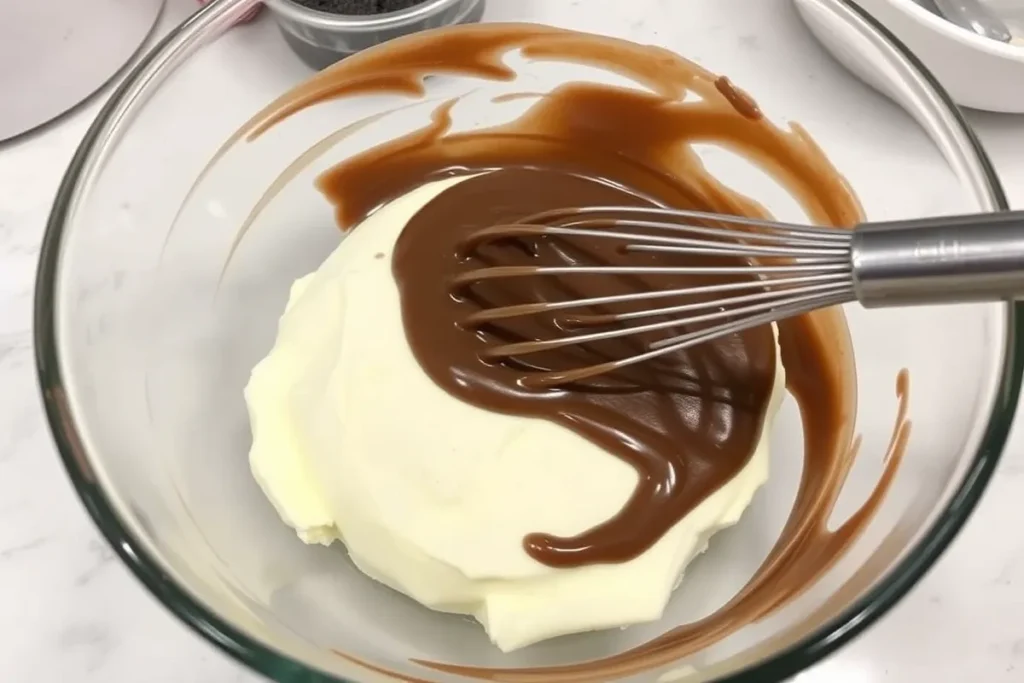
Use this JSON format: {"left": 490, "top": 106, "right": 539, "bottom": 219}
{"left": 796, "top": 0, "right": 1024, "bottom": 112}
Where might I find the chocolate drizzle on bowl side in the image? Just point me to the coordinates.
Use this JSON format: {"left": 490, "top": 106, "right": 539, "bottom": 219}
{"left": 236, "top": 23, "right": 911, "bottom": 682}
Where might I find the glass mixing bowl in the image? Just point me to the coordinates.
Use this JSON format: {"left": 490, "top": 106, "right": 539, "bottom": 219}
{"left": 35, "top": 0, "right": 1017, "bottom": 681}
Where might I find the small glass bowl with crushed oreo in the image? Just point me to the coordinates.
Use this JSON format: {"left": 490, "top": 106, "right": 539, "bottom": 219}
{"left": 264, "top": 0, "right": 486, "bottom": 69}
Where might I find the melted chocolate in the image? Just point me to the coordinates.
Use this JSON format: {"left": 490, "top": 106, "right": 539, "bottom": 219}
{"left": 231, "top": 22, "right": 910, "bottom": 681}
{"left": 394, "top": 168, "right": 776, "bottom": 567}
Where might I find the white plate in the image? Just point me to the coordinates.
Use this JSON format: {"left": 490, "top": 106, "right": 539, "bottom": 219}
{"left": 0, "top": 0, "right": 165, "bottom": 141}
{"left": 796, "top": 0, "right": 1024, "bottom": 113}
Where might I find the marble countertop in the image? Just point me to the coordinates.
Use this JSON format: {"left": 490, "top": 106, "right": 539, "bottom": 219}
{"left": 3, "top": 1, "right": 1024, "bottom": 681}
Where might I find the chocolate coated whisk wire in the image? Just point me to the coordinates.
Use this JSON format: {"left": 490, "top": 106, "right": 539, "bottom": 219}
{"left": 452, "top": 206, "right": 1024, "bottom": 387}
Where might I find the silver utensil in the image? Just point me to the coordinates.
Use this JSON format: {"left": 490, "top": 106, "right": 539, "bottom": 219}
{"left": 932, "top": 0, "right": 1013, "bottom": 42}
{"left": 455, "top": 207, "right": 1024, "bottom": 386}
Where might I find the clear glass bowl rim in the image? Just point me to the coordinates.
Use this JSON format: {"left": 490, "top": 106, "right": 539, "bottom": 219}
{"left": 33, "top": 0, "right": 1019, "bottom": 681}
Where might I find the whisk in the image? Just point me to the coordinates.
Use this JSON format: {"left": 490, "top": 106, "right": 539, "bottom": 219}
{"left": 452, "top": 206, "right": 1024, "bottom": 387}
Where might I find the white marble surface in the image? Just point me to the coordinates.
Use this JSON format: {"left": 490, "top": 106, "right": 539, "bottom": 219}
{"left": 3, "top": 1, "right": 1024, "bottom": 681}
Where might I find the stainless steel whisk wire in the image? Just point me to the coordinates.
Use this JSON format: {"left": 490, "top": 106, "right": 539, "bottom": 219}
{"left": 453, "top": 206, "right": 1024, "bottom": 386}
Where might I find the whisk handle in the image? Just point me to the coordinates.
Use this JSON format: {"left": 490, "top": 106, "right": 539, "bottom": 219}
{"left": 851, "top": 211, "right": 1024, "bottom": 307}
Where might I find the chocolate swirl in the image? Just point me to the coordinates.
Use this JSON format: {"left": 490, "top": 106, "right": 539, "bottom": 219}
{"left": 394, "top": 166, "right": 776, "bottom": 569}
